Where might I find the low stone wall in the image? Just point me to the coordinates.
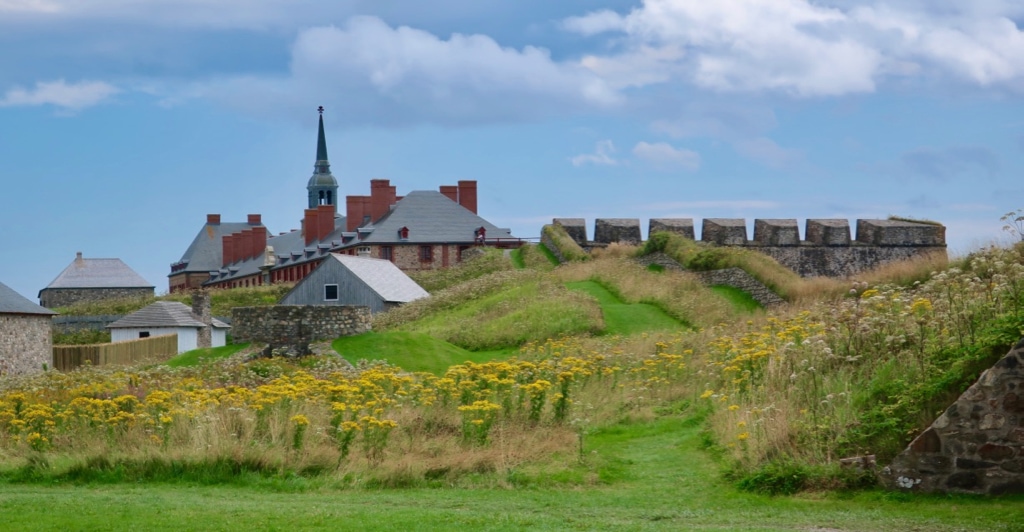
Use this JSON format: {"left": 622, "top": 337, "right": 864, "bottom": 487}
{"left": 231, "top": 305, "right": 371, "bottom": 355}
{"left": 52, "top": 315, "right": 123, "bottom": 333}
{"left": 540, "top": 228, "right": 568, "bottom": 264}
{"left": 693, "top": 268, "right": 786, "bottom": 307}
{"left": 0, "top": 314, "right": 52, "bottom": 376}
{"left": 880, "top": 339, "right": 1024, "bottom": 495}
{"left": 39, "top": 287, "right": 154, "bottom": 309}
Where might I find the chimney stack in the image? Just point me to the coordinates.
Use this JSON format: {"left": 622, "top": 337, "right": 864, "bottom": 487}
{"left": 222, "top": 234, "right": 234, "bottom": 266}
{"left": 440, "top": 185, "right": 458, "bottom": 203}
{"left": 75, "top": 251, "right": 84, "bottom": 265}
{"left": 239, "top": 229, "right": 254, "bottom": 261}
{"left": 317, "top": 204, "right": 334, "bottom": 242}
{"left": 304, "top": 208, "right": 319, "bottom": 245}
{"left": 207, "top": 214, "right": 221, "bottom": 225}
{"left": 247, "top": 214, "right": 262, "bottom": 225}
{"left": 191, "top": 290, "right": 212, "bottom": 349}
{"left": 458, "top": 181, "right": 477, "bottom": 214}
{"left": 252, "top": 226, "right": 268, "bottom": 260}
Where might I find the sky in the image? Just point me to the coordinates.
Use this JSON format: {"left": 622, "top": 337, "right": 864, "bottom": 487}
{"left": 2, "top": 0, "right": 1024, "bottom": 300}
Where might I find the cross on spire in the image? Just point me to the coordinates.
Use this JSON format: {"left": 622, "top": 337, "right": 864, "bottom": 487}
{"left": 318, "top": 105, "right": 324, "bottom": 115}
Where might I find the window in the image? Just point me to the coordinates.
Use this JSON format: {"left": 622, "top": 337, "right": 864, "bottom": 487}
{"left": 380, "top": 246, "right": 393, "bottom": 261}
{"left": 139, "top": 331, "right": 151, "bottom": 339}
{"left": 398, "top": 226, "right": 409, "bottom": 240}
{"left": 420, "top": 245, "right": 433, "bottom": 262}
{"left": 324, "top": 284, "right": 339, "bottom": 301}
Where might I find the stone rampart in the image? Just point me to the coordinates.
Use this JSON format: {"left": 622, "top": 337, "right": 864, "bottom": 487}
{"left": 553, "top": 218, "right": 587, "bottom": 246}
{"left": 693, "top": 268, "right": 786, "bottom": 307}
{"left": 559, "top": 217, "right": 947, "bottom": 278}
{"left": 231, "top": 305, "right": 371, "bottom": 355}
{"left": 880, "top": 339, "right": 1024, "bottom": 495}
{"left": 39, "top": 287, "right": 154, "bottom": 309}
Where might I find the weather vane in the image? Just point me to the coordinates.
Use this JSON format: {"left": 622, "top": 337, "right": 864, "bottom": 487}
{"left": 318, "top": 106, "right": 324, "bottom": 115}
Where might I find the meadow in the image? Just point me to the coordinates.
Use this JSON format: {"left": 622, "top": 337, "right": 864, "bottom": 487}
{"left": 3, "top": 237, "right": 1024, "bottom": 529}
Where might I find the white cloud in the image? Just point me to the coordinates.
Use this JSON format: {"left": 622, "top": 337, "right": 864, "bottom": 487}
{"left": 565, "top": 0, "right": 1024, "bottom": 96}
{"left": 571, "top": 140, "right": 618, "bottom": 167}
{"left": 199, "top": 17, "right": 619, "bottom": 126}
{"left": 0, "top": 79, "right": 119, "bottom": 110}
{"left": 632, "top": 141, "right": 700, "bottom": 171}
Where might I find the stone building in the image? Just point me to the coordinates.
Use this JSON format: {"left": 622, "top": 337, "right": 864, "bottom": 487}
{"left": 40, "top": 252, "right": 153, "bottom": 308}
{"left": 170, "top": 108, "right": 518, "bottom": 292}
{"left": 279, "top": 253, "right": 428, "bottom": 313}
{"left": 0, "top": 281, "right": 57, "bottom": 376}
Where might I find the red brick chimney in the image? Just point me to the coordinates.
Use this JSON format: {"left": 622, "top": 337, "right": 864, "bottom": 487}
{"left": 458, "top": 180, "right": 478, "bottom": 214}
{"left": 239, "top": 229, "right": 253, "bottom": 261}
{"left": 370, "top": 179, "right": 397, "bottom": 223}
{"left": 317, "top": 204, "right": 334, "bottom": 242}
{"left": 252, "top": 226, "right": 268, "bottom": 259}
{"left": 346, "top": 195, "right": 365, "bottom": 232}
{"left": 247, "top": 214, "right": 262, "bottom": 225}
{"left": 207, "top": 214, "right": 221, "bottom": 225}
{"left": 222, "top": 234, "right": 234, "bottom": 266}
{"left": 440, "top": 185, "right": 458, "bottom": 203}
{"left": 304, "top": 208, "right": 319, "bottom": 246}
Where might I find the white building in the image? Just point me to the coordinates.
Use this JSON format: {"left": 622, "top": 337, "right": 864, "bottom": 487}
{"left": 107, "top": 301, "right": 229, "bottom": 354}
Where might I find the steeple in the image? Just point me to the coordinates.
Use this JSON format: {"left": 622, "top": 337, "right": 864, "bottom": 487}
{"left": 307, "top": 106, "right": 339, "bottom": 213}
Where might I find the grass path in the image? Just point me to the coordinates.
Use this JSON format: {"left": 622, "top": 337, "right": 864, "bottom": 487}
{"left": 332, "top": 331, "right": 517, "bottom": 374}
{"left": 1, "top": 415, "right": 1019, "bottom": 531}
{"left": 567, "top": 280, "right": 682, "bottom": 335}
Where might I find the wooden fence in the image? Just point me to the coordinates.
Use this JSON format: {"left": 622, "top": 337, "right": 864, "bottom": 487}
{"left": 52, "top": 334, "right": 178, "bottom": 371}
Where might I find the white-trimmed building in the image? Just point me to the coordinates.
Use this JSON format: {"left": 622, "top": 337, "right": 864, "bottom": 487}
{"left": 107, "top": 301, "right": 229, "bottom": 353}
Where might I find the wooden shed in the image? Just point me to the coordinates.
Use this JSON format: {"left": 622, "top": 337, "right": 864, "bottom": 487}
{"left": 279, "top": 253, "right": 428, "bottom": 313}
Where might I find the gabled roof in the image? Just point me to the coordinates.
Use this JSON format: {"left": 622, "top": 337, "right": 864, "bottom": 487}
{"left": 43, "top": 255, "right": 152, "bottom": 290}
{"left": 173, "top": 222, "right": 260, "bottom": 275}
{"left": 346, "top": 190, "right": 515, "bottom": 245}
{"left": 203, "top": 216, "right": 349, "bottom": 286}
{"left": 107, "top": 301, "right": 229, "bottom": 329}
{"left": 326, "top": 254, "right": 429, "bottom": 303}
{"left": 0, "top": 282, "right": 57, "bottom": 315}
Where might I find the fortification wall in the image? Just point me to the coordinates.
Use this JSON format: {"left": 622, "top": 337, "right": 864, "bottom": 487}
{"left": 231, "top": 305, "right": 371, "bottom": 356}
{"left": 880, "top": 339, "right": 1024, "bottom": 495}
{"left": 39, "top": 287, "right": 154, "bottom": 309}
{"left": 554, "top": 217, "right": 947, "bottom": 278}
{"left": 0, "top": 314, "right": 52, "bottom": 376}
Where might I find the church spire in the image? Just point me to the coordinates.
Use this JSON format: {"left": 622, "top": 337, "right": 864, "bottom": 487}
{"left": 307, "top": 106, "right": 339, "bottom": 212}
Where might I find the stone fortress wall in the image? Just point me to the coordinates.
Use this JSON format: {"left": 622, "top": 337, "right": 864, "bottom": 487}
{"left": 554, "top": 217, "right": 947, "bottom": 278}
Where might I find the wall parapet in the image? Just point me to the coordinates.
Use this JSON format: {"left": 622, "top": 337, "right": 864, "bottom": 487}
{"left": 231, "top": 305, "right": 371, "bottom": 356}
{"left": 551, "top": 217, "right": 948, "bottom": 278}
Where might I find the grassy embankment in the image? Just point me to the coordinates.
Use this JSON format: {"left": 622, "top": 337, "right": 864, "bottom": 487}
{"left": 3, "top": 231, "right": 1023, "bottom": 526}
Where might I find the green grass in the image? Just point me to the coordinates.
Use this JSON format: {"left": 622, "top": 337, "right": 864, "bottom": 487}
{"left": 509, "top": 248, "right": 526, "bottom": 269}
{"left": 1, "top": 412, "right": 1019, "bottom": 531}
{"left": 535, "top": 243, "right": 560, "bottom": 266}
{"left": 332, "top": 332, "right": 517, "bottom": 374}
{"left": 709, "top": 285, "right": 763, "bottom": 313}
{"left": 566, "top": 281, "right": 682, "bottom": 336}
{"left": 164, "top": 343, "right": 250, "bottom": 368}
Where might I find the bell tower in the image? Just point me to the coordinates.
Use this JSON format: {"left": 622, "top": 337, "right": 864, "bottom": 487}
{"left": 307, "top": 106, "right": 339, "bottom": 213}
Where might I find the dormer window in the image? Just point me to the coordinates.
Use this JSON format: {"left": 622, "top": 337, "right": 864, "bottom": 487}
{"left": 474, "top": 226, "right": 487, "bottom": 243}
{"left": 398, "top": 226, "right": 409, "bottom": 240}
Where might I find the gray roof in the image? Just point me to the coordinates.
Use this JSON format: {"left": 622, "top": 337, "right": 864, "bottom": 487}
{"left": 45, "top": 256, "right": 152, "bottom": 290}
{"left": 107, "top": 301, "right": 229, "bottom": 329}
{"left": 173, "top": 222, "right": 260, "bottom": 275}
{"left": 345, "top": 190, "right": 515, "bottom": 245}
{"left": 0, "top": 282, "right": 57, "bottom": 315}
{"left": 203, "top": 216, "right": 349, "bottom": 286}
{"left": 328, "top": 254, "right": 429, "bottom": 303}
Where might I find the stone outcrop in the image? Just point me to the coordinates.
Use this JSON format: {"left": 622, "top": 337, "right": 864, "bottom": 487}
{"left": 881, "top": 338, "right": 1024, "bottom": 495}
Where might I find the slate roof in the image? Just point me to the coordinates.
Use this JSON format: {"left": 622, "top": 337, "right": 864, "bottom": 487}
{"left": 204, "top": 216, "right": 349, "bottom": 286}
{"left": 329, "top": 254, "right": 429, "bottom": 303}
{"left": 343, "top": 191, "right": 515, "bottom": 245}
{"left": 172, "top": 222, "right": 260, "bottom": 275}
{"left": 45, "top": 256, "right": 152, "bottom": 290}
{"left": 107, "top": 301, "right": 229, "bottom": 329}
{"left": 0, "top": 282, "right": 57, "bottom": 315}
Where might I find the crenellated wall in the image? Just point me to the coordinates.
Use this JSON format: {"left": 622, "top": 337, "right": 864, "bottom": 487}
{"left": 554, "top": 217, "right": 947, "bottom": 278}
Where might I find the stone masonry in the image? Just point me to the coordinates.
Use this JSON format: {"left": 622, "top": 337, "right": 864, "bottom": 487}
{"left": 192, "top": 290, "right": 212, "bottom": 349}
{"left": 880, "top": 338, "right": 1024, "bottom": 495}
{"left": 594, "top": 219, "right": 642, "bottom": 246}
{"left": 554, "top": 219, "right": 588, "bottom": 246}
{"left": 693, "top": 268, "right": 786, "bottom": 307}
{"left": 231, "top": 305, "right": 371, "bottom": 356}
{"left": 0, "top": 314, "right": 52, "bottom": 375}
{"left": 39, "top": 287, "right": 153, "bottom": 309}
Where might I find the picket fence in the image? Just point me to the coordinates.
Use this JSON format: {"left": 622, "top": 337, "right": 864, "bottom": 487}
{"left": 52, "top": 334, "right": 178, "bottom": 371}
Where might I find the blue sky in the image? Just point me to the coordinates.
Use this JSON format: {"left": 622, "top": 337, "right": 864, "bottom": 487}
{"left": 2, "top": 0, "right": 1024, "bottom": 299}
